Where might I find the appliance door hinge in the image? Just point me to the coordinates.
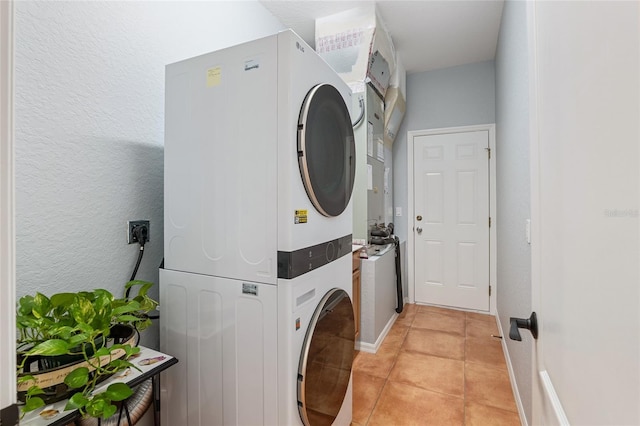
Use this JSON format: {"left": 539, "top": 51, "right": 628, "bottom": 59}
{"left": 485, "top": 147, "right": 491, "bottom": 159}
{"left": 489, "top": 217, "right": 492, "bottom": 228}
{"left": 489, "top": 285, "right": 492, "bottom": 296}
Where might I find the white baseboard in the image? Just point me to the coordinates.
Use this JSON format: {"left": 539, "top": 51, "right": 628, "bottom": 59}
{"left": 538, "top": 370, "right": 570, "bottom": 425}
{"left": 355, "top": 313, "right": 398, "bottom": 353}
{"left": 495, "top": 311, "right": 528, "bottom": 426}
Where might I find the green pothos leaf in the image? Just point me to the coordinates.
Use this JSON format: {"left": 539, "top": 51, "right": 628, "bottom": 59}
{"left": 71, "top": 296, "right": 96, "bottom": 325}
{"left": 115, "top": 314, "right": 140, "bottom": 323}
{"left": 17, "top": 374, "right": 36, "bottom": 384}
{"left": 101, "top": 404, "right": 118, "bottom": 419}
{"left": 107, "top": 359, "right": 136, "bottom": 372}
{"left": 23, "top": 396, "right": 45, "bottom": 413}
{"left": 94, "top": 346, "right": 112, "bottom": 358}
{"left": 27, "top": 339, "right": 70, "bottom": 356}
{"left": 112, "top": 301, "right": 141, "bottom": 316}
{"left": 26, "top": 386, "right": 45, "bottom": 397}
{"left": 50, "top": 292, "right": 76, "bottom": 309}
{"left": 105, "top": 382, "right": 133, "bottom": 402}
{"left": 64, "top": 367, "right": 89, "bottom": 389}
{"left": 65, "top": 392, "right": 90, "bottom": 410}
{"left": 67, "top": 333, "right": 90, "bottom": 347}
{"left": 85, "top": 396, "right": 111, "bottom": 418}
{"left": 32, "top": 293, "right": 52, "bottom": 318}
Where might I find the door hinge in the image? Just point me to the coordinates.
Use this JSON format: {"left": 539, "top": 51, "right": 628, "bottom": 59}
{"left": 486, "top": 147, "right": 491, "bottom": 159}
{"left": 489, "top": 217, "right": 492, "bottom": 228}
{"left": 0, "top": 403, "right": 19, "bottom": 426}
{"left": 489, "top": 285, "right": 492, "bottom": 296}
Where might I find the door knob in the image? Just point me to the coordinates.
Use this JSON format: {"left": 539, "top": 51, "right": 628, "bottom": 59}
{"left": 416, "top": 227, "right": 422, "bottom": 234}
{"left": 509, "top": 312, "right": 538, "bottom": 341}
{"left": 416, "top": 215, "right": 422, "bottom": 221}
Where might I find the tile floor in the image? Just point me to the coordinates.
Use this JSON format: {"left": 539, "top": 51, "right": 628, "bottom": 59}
{"left": 352, "top": 304, "right": 521, "bottom": 426}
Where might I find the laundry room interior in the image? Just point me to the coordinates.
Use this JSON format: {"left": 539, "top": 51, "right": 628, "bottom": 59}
{"left": 5, "top": 1, "right": 639, "bottom": 426}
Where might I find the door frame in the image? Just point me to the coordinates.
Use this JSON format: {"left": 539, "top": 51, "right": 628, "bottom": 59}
{"left": 406, "top": 124, "right": 497, "bottom": 313}
{"left": 526, "top": 2, "right": 565, "bottom": 422}
{"left": 0, "top": 0, "right": 16, "bottom": 415}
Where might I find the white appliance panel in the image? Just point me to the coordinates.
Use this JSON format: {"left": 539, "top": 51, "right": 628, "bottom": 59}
{"left": 159, "top": 269, "right": 278, "bottom": 426}
{"left": 161, "top": 254, "right": 353, "bottom": 426}
{"left": 162, "top": 30, "right": 354, "bottom": 426}
{"left": 277, "top": 254, "right": 352, "bottom": 425}
{"left": 159, "top": 282, "right": 188, "bottom": 425}
{"left": 276, "top": 30, "right": 353, "bottom": 253}
{"left": 164, "top": 36, "right": 278, "bottom": 283}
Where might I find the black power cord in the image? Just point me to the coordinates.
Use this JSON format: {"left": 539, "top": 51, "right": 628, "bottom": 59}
{"left": 125, "top": 223, "right": 160, "bottom": 320}
{"left": 126, "top": 224, "right": 148, "bottom": 300}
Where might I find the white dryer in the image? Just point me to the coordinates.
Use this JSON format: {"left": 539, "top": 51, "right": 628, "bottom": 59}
{"left": 164, "top": 29, "right": 355, "bottom": 284}
{"left": 161, "top": 30, "right": 356, "bottom": 426}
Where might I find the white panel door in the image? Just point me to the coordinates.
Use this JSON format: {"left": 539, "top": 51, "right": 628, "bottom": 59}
{"left": 413, "top": 130, "right": 490, "bottom": 311}
{"left": 530, "top": 1, "right": 640, "bottom": 424}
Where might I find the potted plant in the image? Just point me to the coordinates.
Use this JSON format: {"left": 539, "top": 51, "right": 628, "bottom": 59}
{"left": 16, "top": 280, "right": 158, "bottom": 420}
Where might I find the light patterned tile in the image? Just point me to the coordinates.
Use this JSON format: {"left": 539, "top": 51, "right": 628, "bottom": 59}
{"left": 388, "top": 351, "right": 464, "bottom": 397}
{"left": 394, "top": 305, "right": 417, "bottom": 327}
{"left": 377, "top": 324, "right": 409, "bottom": 356}
{"left": 352, "top": 350, "right": 396, "bottom": 379}
{"left": 402, "top": 328, "right": 465, "bottom": 360}
{"left": 417, "top": 304, "right": 467, "bottom": 320}
{"left": 465, "top": 401, "right": 521, "bottom": 426}
{"left": 352, "top": 371, "right": 385, "bottom": 425}
{"left": 466, "top": 337, "right": 507, "bottom": 368}
{"left": 465, "top": 362, "right": 518, "bottom": 412}
{"left": 466, "top": 316, "right": 500, "bottom": 339}
{"left": 351, "top": 304, "right": 519, "bottom": 426}
{"left": 466, "top": 311, "right": 495, "bottom": 323}
{"left": 412, "top": 311, "right": 466, "bottom": 336}
{"left": 368, "top": 381, "right": 464, "bottom": 426}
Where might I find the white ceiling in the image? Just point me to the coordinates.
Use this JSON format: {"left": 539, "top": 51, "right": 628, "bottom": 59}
{"left": 259, "top": 0, "right": 505, "bottom": 74}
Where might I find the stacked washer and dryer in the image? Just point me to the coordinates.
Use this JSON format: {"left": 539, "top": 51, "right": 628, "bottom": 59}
{"left": 160, "top": 30, "right": 356, "bottom": 426}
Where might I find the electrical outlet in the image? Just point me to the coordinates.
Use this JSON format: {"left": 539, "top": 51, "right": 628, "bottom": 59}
{"left": 128, "top": 220, "right": 150, "bottom": 244}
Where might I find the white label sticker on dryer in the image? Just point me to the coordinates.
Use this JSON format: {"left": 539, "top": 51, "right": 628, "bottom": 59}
{"left": 242, "top": 283, "right": 258, "bottom": 296}
{"left": 244, "top": 58, "right": 260, "bottom": 72}
{"left": 206, "top": 66, "right": 221, "bottom": 87}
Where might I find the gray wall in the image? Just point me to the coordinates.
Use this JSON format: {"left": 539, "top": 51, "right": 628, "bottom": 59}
{"left": 495, "top": 0, "right": 533, "bottom": 423}
{"left": 14, "top": 1, "right": 284, "bottom": 349}
{"left": 392, "top": 60, "right": 495, "bottom": 298}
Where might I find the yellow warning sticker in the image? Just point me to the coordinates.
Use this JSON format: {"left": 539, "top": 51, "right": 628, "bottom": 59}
{"left": 206, "top": 66, "right": 221, "bottom": 88}
{"left": 294, "top": 210, "right": 308, "bottom": 224}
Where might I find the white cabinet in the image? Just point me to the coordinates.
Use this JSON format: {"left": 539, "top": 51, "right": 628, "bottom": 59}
{"left": 357, "top": 246, "right": 397, "bottom": 352}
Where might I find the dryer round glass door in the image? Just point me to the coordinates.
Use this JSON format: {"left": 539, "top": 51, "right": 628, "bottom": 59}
{"left": 297, "top": 288, "right": 355, "bottom": 426}
{"left": 298, "top": 84, "right": 356, "bottom": 217}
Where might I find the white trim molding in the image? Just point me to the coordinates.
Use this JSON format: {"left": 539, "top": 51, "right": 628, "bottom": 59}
{"left": 355, "top": 313, "right": 398, "bottom": 354}
{"left": 406, "top": 124, "right": 497, "bottom": 313}
{"left": 538, "top": 370, "right": 570, "bottom": 426}
{"left": 0, "top": 0, "right": 16, "bottom": 413}
{"left": 495, "top": 311, "right": 528, "bottom": 426}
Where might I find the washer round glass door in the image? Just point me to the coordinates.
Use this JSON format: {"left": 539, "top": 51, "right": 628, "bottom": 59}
{"left": 297, "top": 288, "right": 355, "bottom": 426}
{"left": 298, "top": 84, "right": 356, "bottom": 217}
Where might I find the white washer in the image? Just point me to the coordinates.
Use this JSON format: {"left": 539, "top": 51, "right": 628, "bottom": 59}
{"left": 164, "top": 29, "right": 355, "bottom": 284}
{"left": 160, "top": 256, "right": 353, "bottom": 425}
{"left": 161, "top": 30, "right": 355, "bottom": 426}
